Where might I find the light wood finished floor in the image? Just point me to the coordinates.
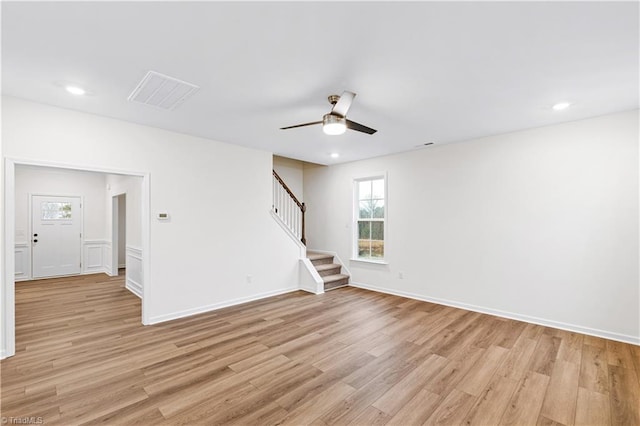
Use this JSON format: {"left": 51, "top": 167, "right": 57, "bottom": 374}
{"left": 1, "top": 274, "right": 639, "bottom": 425}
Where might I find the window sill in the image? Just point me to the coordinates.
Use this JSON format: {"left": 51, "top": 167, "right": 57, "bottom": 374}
{"left": 350, "top": 258, "right": 389, "bottom": 265}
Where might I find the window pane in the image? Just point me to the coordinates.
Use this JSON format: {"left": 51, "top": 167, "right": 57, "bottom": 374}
{"left": 355, "top": 177, "right": 385, "bottom": 260}
{"left": 372, "top": 199, "right": 384, "bottom": 218}
{"left": 358, "top": 239, "right": 371, "bottom": 257}
{"left": 358, "top": 221, "right": 371, "bottom": 240}
{"left": 359, "top": 200, "right": 374, "bottom": 219}
{"left": 41, "top": 202, "right": 72, "bottom": 220}
{"left": 371, "top": 241, "right": 384, "bottom": 258}
{"left": 372, "top": 179, "right": 384, "bottom": 199}
{"left": 359, "top": 180, "right": 372, "bottom": 200}
{"left": 371, "top": 221, "right": 384, "bottom": 241}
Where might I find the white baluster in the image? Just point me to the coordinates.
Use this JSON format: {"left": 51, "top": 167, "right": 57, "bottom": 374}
{"left": 297, "top": 205, "right": 300, "bottom": 237}
{"left": 280, "top": 186, "right": 285, "bottom": 221}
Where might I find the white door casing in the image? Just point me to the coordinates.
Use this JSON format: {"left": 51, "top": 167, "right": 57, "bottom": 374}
{"left": 31, "top": 195, "right": 82, "bottom": 278}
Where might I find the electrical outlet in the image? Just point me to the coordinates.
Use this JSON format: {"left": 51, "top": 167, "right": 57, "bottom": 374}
{"left": 246, "top": 275, "right": 252, "bottom": 284}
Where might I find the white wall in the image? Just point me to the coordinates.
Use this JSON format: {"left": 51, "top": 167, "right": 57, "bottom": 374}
{"left": 273, "top": 155, "right": 304, "bottom": 201}
{"left": 3, "top": 96, "right": 301, "bottom": 328}
{"left": 14, "top": 165, "right": 108, "bottom": 280}
{"left": 304, "top": 110, "right": 639, "bottom": 343}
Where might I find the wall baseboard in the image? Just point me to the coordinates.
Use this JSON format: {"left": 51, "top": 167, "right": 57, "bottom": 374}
{"left": 350, "top": 281, "right": 640, "bottom": 346}
{"left": 126, "top": 278, "right": 142, "bottom": 298}
{"left": 148, "top": 287, "right": 300, "bottom": 325}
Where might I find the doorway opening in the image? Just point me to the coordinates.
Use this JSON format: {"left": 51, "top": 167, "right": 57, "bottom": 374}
{"left": 111, "top": 193, "right": 126, "bottom": 275}
{"left": 3, "top": 159, "right": 151, "bottom": 359}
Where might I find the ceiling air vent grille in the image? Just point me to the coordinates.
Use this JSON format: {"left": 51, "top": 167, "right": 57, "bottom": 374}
{"left": 128, "top": 71, "right": 199, "bottom": 110}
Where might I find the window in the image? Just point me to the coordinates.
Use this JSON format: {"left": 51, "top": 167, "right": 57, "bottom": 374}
{"left": 41, "top": 202, "right": 72, "bottom": 220}
{"left": 355, "top": 176, "right": 385, "bottom": 260}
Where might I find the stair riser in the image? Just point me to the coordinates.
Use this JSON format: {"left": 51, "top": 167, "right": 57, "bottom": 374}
{"left": 318, "top": 267, "right": 341, "bottom": 277}
{"left": 324, "top": 278, "right": 349, "bottom": 291}
{"left": 311, "top": 257, "right": 334, "bottom": 266}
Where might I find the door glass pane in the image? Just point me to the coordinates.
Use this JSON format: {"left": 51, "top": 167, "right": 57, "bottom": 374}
{"left": 372, "top": 179, "right": 384, "bottom": 199}
{"left": 41, "top": 202, "right": 72, "bottom": 220}
{"left": 359, "top": 181, "right": 372, "bottom": 200}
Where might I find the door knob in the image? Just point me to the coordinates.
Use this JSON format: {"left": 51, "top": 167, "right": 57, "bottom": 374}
{"left": 33, "top": 239, "right": 38, "bottom": 243}
{"left": 33, "top": 233, "right": 38, "bottom": 237}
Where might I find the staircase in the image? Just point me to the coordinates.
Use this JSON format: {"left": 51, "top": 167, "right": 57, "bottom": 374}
{"left": 307, "top": 252, "right": 349, "bottom": 291}
{"left": 272, "top": 168, "right": 348, "bottom": 293}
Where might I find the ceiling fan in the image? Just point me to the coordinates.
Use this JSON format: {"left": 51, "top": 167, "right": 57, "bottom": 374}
{"left": 280, "top": 91, "right": 377, "bottom": 135}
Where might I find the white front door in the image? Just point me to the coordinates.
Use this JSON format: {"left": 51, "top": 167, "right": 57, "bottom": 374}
{"left": 32, "top": 195, "right": 82, "bottom": 278}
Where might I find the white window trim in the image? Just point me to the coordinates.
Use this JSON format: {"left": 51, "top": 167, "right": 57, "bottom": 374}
{"left": 353, "top": 173, "right": 388, "bottom": 262}
{"left": 349, "top": 257, "right": 389, "bottom": 265}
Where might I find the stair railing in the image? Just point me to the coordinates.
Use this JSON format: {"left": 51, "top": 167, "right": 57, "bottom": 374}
{"left": 272, "top": 170, "right": 306, "bottom": 245}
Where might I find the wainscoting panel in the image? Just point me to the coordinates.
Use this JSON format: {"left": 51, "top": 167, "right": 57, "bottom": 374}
{"left": 83, "top": 240, "right": 107, "bottom": 274}
{"left": 15, "top": 243, "right": 30, "bottom": 281}
{"left": 125, "top": 246, "right": 143, "bottom": 298}
{"left": 15, "top": 240, "right": 111, "bottom": 281}
{"left": 104, "top": 242, "right": 112, "bottom": 274}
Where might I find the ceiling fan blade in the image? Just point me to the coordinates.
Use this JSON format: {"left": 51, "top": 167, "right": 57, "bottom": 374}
{"left": 280, "top": 121, "right": 322, "bottom": 130}
{"left": 346, "top": 119, "right": 377, "bottom": 135}
{"left": 331, "top": 91, "right": 356, "bottom": 117}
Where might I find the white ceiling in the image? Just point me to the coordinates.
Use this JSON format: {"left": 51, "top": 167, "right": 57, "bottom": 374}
{"left": 2, "top": 2, "right": 638, "bottom": 165}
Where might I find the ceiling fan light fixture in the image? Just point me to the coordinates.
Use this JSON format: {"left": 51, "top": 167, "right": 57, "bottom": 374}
{"left": 322, "top": 114, "right": 347, "bottom": 135}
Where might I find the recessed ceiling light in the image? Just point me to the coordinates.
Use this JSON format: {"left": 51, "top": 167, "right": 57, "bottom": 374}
{"left": 65, "top": 85, "right": 86, "bottom": 96}
{"left": 330, "top": 153, "right": 340, "bottom": 158}
{"left": 552, "top": 102, "right": 571, "bottom": 111}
